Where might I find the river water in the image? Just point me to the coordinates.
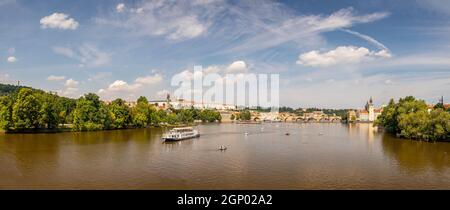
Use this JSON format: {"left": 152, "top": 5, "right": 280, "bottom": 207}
{"left": 0, "top": 123, "right": 449, "bottom": 189}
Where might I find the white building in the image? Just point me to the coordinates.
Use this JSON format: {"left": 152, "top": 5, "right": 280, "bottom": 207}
{"left": 148, "top": 98, "right": 236, "bottom": 110}
{"left": 356, "top": 97, "right": 383, "bottom": 122}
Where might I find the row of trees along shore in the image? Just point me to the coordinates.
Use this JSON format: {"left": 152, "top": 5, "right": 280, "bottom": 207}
{"left": 375, "top": 96, "right": 450, "bottom": 141}
{"left": 0, "top": 88, "right": 221, "bottom": 132}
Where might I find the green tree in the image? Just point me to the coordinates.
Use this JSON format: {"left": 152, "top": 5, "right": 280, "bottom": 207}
{"left": 166, "top": 113, "right": 179, "bottom": 125}
{"left": 72, "top": 98, "right": 101, "bottom": 131}
{"left": 72, "top": 93, "right": 106, "bottom": 131}
{"left": 377, "top": 96, "right": 449, "bottom": 141}
{"left": 131, "top": 96, "right": 151, "bottom": 128}
{"left": 98, "top": 103, "right": 113, "bottom": 130}
{"left": 177, "top": 109, "right": 194, "bottom": 123}
{"left": 137, "top": 96, "right": 148, "bottom": 104}
{"left": 12, "top": 88, "right": 41, "bottom": 129}
{"left": 38, "top": 93, "right": 59, "bottom": 129}
{"left": 397, "top": 109, "right": 430, "bottom": 139}
{"left": 84, "top": 93, "right": 101, "bottom": 109}
{"left": 375, "top": 99, "right": 397, "bottom": 132}
{"left": 39, "top": 101, "right": 59, "bottom": 129}
{"left": 148, "top": 106, "right": 160, "bottom": 126}
{"left": 0, "top": 95, "right": 13, "bottom": 130}
{"left": 154, "top": 109, "right": 167, "bottom": 125}
{"left": 110, "top": 98, "right": 131, "bottom": 129}
{"left": 238, "top": 110, "right": 251, "bottom": 121}
{"left": 198, "top": 109, "right": 222, "bottom": 122}
{"left": 427, "top": 109, "right": 450, "bottom": 141}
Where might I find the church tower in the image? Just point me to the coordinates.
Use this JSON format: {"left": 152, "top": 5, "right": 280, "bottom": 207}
{"left": 368, "top": 97, "right": 375, "bottom": 121}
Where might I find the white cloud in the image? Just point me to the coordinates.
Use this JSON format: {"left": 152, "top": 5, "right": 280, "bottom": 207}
{"left": 94, "top": 1, "right": 389, "bottom": 59}
{"left": 105, "top": 80, "right": 142, "bottom": 92}
{"left": 95, "top": 0, "right": 214, "bottom": 41}
{"left": 98, "top": 73, "right": 164, "bottom": 98}
{"left": 223, "top": 6, "right": 389, "bottom": 54}
{"left": 7, "top": 56, "right": 17, "bottom": 63}
{"left": 225, "top": 60, "right": 248, "bottom": 73}
{"left": 58, "top": 87, "right": 79, "bottom": 97}
{"left": 65, "top": 78, "right": 79, "bottom": 87}
{"left": 52, "top": 44, "right": 111, "bottom": 68}
{"left": 40, "top": 13, "right": 79, "bottom": 30}
{"left": 296, "top": 46, "right": 391, "bottom": 67}
{"left": 56, "top": 78, "right": 80, "bottom": 97}
{"left": 191, "top": 61, "right": 249, "bottom": 75}
{"left": 135, "top": 74, "right": 163, "bottom": 85}
{"left": 47, "top": 75, "right": 66, "bottom": 81}
{"left": 116, "top": 3, "right": 125, "bottom": 13}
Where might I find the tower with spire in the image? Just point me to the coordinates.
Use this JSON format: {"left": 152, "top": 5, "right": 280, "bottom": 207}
{"left": 366, "top": 97, "right": 375, "bottom": 121}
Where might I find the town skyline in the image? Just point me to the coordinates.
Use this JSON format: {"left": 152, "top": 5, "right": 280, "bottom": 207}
{"left": 0, "top": 0, "right": 450, "bottom": 108}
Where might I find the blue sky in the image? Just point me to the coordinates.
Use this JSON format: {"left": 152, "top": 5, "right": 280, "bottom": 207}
{"left": 0, "top": 0, "right": 449, "bottom": 108}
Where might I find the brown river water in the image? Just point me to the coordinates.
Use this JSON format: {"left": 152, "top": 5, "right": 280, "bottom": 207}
{"left": 0, "top": 123, "right": 449, "bottom": 189}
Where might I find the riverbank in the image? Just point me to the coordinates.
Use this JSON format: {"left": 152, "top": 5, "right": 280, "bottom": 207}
{"left": 1, "top": 122, "right": 209, "bottom": 134}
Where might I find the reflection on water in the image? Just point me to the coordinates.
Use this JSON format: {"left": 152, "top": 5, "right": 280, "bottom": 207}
{"left": 381, "top": 134, "right": 450, "bottom": 172}
{"left": 0, "top": 123, "right": 449, "bottom": 189}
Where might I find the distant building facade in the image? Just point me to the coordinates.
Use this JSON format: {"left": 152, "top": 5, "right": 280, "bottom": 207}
{"left": 349, "top": 97, "right": 383, "bottom": 122}
{"left": 147, "top": 96, "right": 236, "bottom": 111}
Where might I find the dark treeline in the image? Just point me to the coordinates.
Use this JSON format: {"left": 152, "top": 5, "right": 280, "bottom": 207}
{"left": 0, "top": 87, "right": 221, "bottom": 132}
{"left": 0, "top": 83, "right": 30, "bottom": 96}
{"left": 375, "top": 96, "right": 450, "bottom": 141}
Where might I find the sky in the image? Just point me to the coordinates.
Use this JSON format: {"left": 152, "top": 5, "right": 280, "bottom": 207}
{"left": 0, "top": 0, "right": 449, "bottom": 109}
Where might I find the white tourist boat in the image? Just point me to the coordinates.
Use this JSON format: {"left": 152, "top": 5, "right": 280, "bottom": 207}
{"left": 162, "top": 127, "right": 200, "bottom": 141}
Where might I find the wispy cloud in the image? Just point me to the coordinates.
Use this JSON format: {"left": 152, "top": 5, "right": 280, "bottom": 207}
{"left": 52, "top": 44, "right": 111, "bottom": 68}
{"left": 341, "top": 29, "right": 390, "bottom": 52}
{"left": 95, "top": 0, "right": 221, "bottom": 41}
{"left": 220, "top": 7, "right": 389, "bottom": 54}
{"left": 47, "top": 75, "right": 66, "bottom": 81}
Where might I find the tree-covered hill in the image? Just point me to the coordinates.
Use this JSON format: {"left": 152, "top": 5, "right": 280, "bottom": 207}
{"left": 0, "top": 83, "right": 32, "bottom": 96}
